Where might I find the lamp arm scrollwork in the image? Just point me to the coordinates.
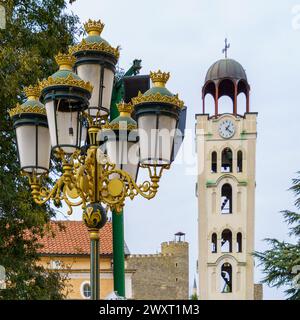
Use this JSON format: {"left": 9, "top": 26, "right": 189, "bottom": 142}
{"left": 98, "top": 163, "right": 170, "bottom": 212}
{"left": 24, "top": 171, "right": 64, "bottom": 206}
{"left": 128, "top": 164, "right": 170, "bottom": 200}
{"left": 22, "top": 143, "right": 170, "bottom": 215}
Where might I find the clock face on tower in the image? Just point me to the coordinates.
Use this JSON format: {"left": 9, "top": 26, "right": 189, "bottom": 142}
{"left": 219, "top": 119, "right": 235, "bottom": 139}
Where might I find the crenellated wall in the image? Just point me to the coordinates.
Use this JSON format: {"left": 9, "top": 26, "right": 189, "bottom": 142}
{"left": 127, "top": 241, "right": 189, "bottom": 300}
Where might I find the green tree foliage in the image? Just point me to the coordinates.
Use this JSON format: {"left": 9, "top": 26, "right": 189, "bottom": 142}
{"left": 254, "top": 174, "right": 300, "bottom": 300}
{"left": 0, "top": 0, "right": 80, "bottom": 299}
{"left": 190, "top": 293, "right": 198, "bottom": 300}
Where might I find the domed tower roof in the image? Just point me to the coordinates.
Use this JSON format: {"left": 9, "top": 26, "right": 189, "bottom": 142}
{"left": 205, "top": 58, "right": 247, "bottom": 83}
{"left": 202, "top": 57, "right": 250, "bottom": 116}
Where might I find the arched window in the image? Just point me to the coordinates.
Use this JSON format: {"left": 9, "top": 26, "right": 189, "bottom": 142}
{"left": 81, "top": 282, "right": 91, "bottom": 299}
{"left": 221, "top": 184, "right": 232, "bottom": 214}
{"left": 211, "top": 151, "right": 217, "bottom": 173}
{"left": 221, "top": 148, "right": 232, "bottom": 172}
{"left": 221, "top": 263, "right": 232, "bottom": 293}
{"left": 221, "top": 229, "right": 232, "bottom": 253}
{"left": 237, "top": 150, "right": 243, "bottom": 173}
{"left": 211, "top": 233, "right": 217, "bottom": 253}
{"left": 237, "top": 232, "right": 242, "bottom": 253}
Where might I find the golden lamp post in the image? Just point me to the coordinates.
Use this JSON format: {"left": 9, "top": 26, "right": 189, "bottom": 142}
{"left": 9, "top": 20, "right": 185, "bottom": 300}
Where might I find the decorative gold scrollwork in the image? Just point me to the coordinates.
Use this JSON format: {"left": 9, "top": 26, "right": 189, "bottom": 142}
{"left": 25, "top": 114, "right": 169, "bottom": 216}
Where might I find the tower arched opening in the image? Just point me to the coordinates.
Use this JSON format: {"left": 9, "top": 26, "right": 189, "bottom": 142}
{"left": 211, "top": 233, "right": 217, "bottom": 253}
{"left": 203, "top": 81, "right": 216, "bottom": 115}
{"left": 211, "top": 151, "right": 217, "bottom": 173}
{"left": 221, "top": 263, "right": 232, "bottom": 293}
{"left": 237, "top": 93, "right": 247, "bottom": 116}
{"left": 237, "top": 232, "right": 242, "bottom": 253}
{"left": 221, "top": 183, "right": 232, "bottom": 214}
{"left": 237, "top": 150, "right": 243, "bottom": 173}
{"left": 221, "top": 148, "right": 233, "bottom": 173}
{"left": 237, "top": 80, "right": 249, "bottom": 114}
{"left": 221, "top": 229, "right": 232, "bottom": 253}
{"left": 218, "top": 96, "right": 233, "bottom": 115}
{"left": 204, "top": 94, "right": 215, "bottom": 116}
{"left": 218, "top": 79, "right": 235, "bottom": 114}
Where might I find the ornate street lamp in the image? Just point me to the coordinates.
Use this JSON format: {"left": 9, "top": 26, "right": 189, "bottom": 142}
{"left": 9, "top": 85, "right": 51, "bottom": 174}
{"left": 132, "top": 70, "right": 184, "bottom": 166}
{"left": 9, "top": 19, "right": 185, "bottom": 300}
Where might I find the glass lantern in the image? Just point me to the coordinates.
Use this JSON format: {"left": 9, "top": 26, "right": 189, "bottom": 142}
{"left": 102, "top": 102, "right": 139, "bottom": 181}
{"left": 132, "top": 70, "right": 184, "bottom": 166}
{"left": 9, "top": 85, "right": 51, "bottom": 174}
{"left": 39, "top": 53, "right": 92, "bottom": 154}
{"left": 70, "top": 20, "right": 119, "bottom": 118}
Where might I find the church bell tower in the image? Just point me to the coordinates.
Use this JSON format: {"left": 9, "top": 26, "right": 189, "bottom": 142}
{"left": 196, "top": 54, "right": 257, "bottom": 300}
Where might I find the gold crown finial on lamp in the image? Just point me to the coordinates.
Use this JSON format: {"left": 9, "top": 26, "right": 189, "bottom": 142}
{"left": 84, "top": 19, "right": 105, "bottom": 36}
{"left": 150, "top": 70, "right": 170, "bottom": 88}
{"left": 55, "top": 52, "right": 76, "bottom": 71}
{"left": 24, "top": 85, "right": 41, "bottom": 100}
{"left": 117, "top": 102, "right": 134, "bottom": 116}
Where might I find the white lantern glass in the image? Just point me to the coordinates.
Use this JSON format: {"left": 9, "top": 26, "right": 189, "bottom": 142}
{"left": 37, "top": 126, "right": 52, "bottom": 172}
{"left": 76, "top": 64, "right": 114, "bottom": 117}
{"left": 55, "top": 110, "right": 80, "bottom": 154}
{"left": 45, "top": 100, "right": 56, "bottom": 148}
{"left": 102, "top": 68, "right": 114, "bottom": 113}
{"left": 77, "top": 63, "right": 100, "bottom": 116}
{"left": 138, "top": 115, "right": 157, "bottom": 165}
{"left": 45, "top": 100, "right": 84, "bottom": 154}
{"left": 16, "top": 124, "right": 51, "bottom": 174}
{"left": 157, "top": 115, "right": 177, "bottom": 164}
{"left": 138, "top": 114, "right": 177, "bottom": 166}
{"left": 106, "top": 135, "right": 139, "bottom": 181}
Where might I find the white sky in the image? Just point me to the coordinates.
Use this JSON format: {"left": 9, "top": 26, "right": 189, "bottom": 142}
{"left": 59, "top": 0, "right": 300, "bottom": 300}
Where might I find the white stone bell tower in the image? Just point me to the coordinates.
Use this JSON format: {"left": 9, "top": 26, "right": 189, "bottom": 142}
{"left": 196, "top": 57, "right": 257, "bottom": 300}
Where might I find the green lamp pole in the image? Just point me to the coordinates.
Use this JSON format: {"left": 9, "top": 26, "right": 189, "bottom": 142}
{"left": 110, "top": 60, "right": 142, "bottom": 297}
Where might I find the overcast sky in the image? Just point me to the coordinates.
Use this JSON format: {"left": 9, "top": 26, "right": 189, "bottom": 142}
{"left": 59, "top": 0, "right": 300, "bottom": 299}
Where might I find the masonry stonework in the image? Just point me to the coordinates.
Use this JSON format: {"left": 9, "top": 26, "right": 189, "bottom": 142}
{"left": 127, "top": 240, "right": 189, "bottom": 300}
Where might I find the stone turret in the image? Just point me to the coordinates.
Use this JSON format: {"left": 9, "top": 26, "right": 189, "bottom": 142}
{"left": 161, "top": 233, "right": 189, "bottom": 299}
{"left": 127, "top": 233, "right": 189, "bottom": 300}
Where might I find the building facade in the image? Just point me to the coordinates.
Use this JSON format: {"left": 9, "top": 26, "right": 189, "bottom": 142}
{"left": 196, "top": 58, "right": 258, "bottom": 300}
{"left": 38, "top": 221, "right": 133, "bottom": 299}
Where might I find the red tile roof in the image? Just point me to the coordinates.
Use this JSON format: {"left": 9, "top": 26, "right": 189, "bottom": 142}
{"left": 38, "top": 221, "right": 113, "bottom": 256}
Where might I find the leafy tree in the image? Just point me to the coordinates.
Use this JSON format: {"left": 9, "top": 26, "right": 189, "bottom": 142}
{"left": 0, "top": 0, "right": 80, "bottom": 299}
{"left": 190, "top": 293, "right": 198, "bottom": 300}
{"left": 254, "top": 174, "right": 300, "bottom": 300}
